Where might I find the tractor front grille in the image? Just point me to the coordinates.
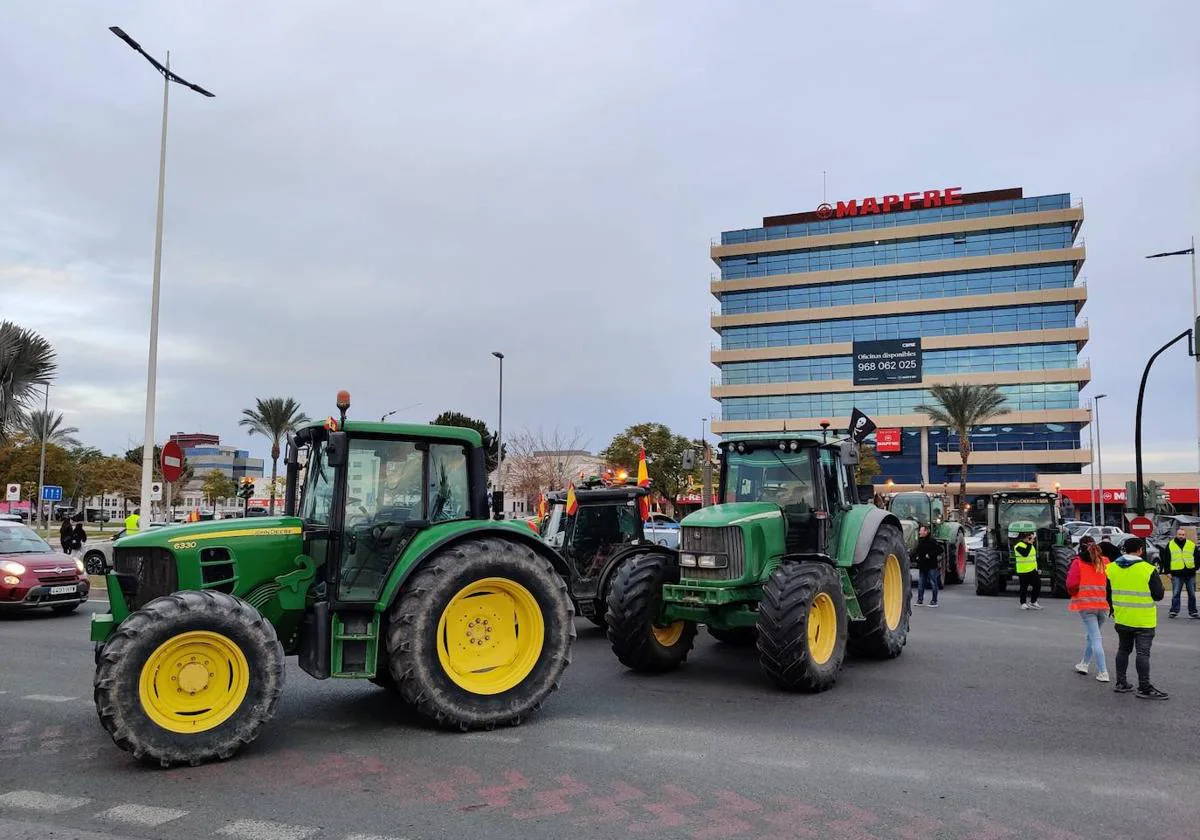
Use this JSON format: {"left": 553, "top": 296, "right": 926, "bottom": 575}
{"left": 679, "top": 527, "right": 745, "bottom": 582}
{"left": 113, "top": 546, "right": 177, "bottom": 610}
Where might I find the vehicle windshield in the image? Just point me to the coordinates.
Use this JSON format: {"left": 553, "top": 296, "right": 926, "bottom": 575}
{"left": 890, "top": 495, "right": 930, "bottom": 525}
{"left": 299, "top": 441, "right": 334, "bottom": 525}
{"left": 998, "top": 500, "right": 1055, "bottom": 530}
{"left": 0, "top": 525, "right": 54, "bottom": 555}
{"left": 722, "top": 447, "right": 817, "bottom": 508}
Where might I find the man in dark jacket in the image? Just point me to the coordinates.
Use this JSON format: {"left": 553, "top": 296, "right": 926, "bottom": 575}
{"left": 1162, "top": 527, "right": 1198, "bottom": 619}
{"left": 1106, "top": 537, "right": 1166, "bottom": 700}
{"left": 913, "top": 525, "right": 941, "bottom": 608}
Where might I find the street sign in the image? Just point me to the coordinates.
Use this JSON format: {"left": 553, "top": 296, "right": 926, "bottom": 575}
{"left": 4, "top": 483, "right": 19, "bottom": 502}
{"left": 150, "top": 482, "right": 164, "bottom": 502}
{"left": 852, "top": 338, "right": 922, "bottom": 386}
{"left": 41, "top": 485, "right": 63, "bottom": 502}
{"left": 160, "top": 440, "right": 185, "bottom": 483}
{"left": 1128, "top": 516, "right": 1155, "bottom": 538}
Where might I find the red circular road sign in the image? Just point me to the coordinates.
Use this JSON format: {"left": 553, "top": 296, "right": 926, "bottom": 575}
{"left": 1128, "top": 516, "right": 1155, "bottom": 538}
{"left": 160, "top": 440, "right": 185, "bottom": 484}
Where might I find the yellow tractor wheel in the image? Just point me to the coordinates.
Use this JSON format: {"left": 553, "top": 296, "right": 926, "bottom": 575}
{"left": 757, "top": 561, "right": 848, "bottom": 692}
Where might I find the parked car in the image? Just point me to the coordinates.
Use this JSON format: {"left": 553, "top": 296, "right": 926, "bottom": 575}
{"left": 1074, "top": 526, "right": 1160, "bottom": 566}
{"left": 79, "top": 522, "right": 171, "bottom": 575}
{"left": 1063, "top": 520, "right": 1093, "bottom": 538}
{"left": 643, "top": 513, "right": 681, "bottom": 549}
{"left": 0, "top": 520, "right": 90, "bottom": 614}
{"left": 965, "top": 525, "right": 986, "bottom": 561}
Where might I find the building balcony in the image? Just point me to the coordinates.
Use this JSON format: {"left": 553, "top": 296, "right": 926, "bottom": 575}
{"left": 712, "top": 407, "right": 1092, "bottom": 435}
{"left": 935, "top": 442, "right": 1092, "bottom": 466}
{"left": 711, "top": 365, "right": 1091, "bottom": 399}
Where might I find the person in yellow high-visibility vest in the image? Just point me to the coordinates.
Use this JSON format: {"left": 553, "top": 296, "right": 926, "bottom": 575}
{"left": 1106, "top": 537, "right": 1166, "bottom": 700}
{"left": 123, "top": 509, "right": 140, "bottom": 533}
{"left": 1013, "top": 531, "right": 1042, "bottom": 610}
{"left": 1164, "top": 526, "right": 1198, "bottom": 619}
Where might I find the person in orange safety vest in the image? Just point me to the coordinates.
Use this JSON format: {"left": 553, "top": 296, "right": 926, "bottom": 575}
{"left": 1066, "top": 536, "right": 1110, "bottom": 683}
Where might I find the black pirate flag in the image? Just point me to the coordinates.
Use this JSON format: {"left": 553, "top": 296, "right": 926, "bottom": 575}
{"left": 848, "top": 408, "right": 877, "bottom": 444}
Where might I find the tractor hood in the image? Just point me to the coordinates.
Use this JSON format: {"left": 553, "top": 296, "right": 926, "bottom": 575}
{"left": 681, "top": 502, "right": 783, "bottom": 528}
{"left": 114, "top": 516, "right": 303, "bottom": 548}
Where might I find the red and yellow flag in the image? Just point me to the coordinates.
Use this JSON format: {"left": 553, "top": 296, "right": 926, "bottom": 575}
{"left": 565, "top": 483, "right": 578, "bottom": 516}
{"left": 637, "top": 447, "right": 651, "bottom": 520}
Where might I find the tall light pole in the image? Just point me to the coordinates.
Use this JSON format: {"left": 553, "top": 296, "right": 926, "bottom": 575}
{"left": 1146, "top": 239, "right": 1199, "bottom": 503}
{"left": 700, "top": 418, "right": 713, "bottom": 507}
{"left": 109, "top": 26, "right": 214, "bottom": 528}
{"left": 1087, "top": 404, "right": 1097, "bottom": 524}
{"left": 35, "top": 385, "right": 48, "bottom": 532}
{"left": 1094, "top": 393, "right": 1107, "bottom": 525}
{"left": 492, "top": 351, "right": 504, "bottom": 519}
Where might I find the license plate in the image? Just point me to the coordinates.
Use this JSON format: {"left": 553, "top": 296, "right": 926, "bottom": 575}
{"left": 48, "top": 585, "right": 77, "bottom": 595}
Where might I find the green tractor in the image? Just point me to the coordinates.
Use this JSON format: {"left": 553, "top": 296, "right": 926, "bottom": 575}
{"left": 973, "top": 491, "right": 1075, "bottom": 597}
{"left": 887, "top": 491, "right": 969, "bottom": 584}
{"left": 89, "top": 394, "right": 574, "bottom": 767}
{"left": 605, "top": 432, "right": 912, "bottom": 691}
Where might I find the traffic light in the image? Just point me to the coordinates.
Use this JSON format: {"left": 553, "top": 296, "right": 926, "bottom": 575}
{"left": 1146, "top": 480, "right": 1166, "bottom": 512}
{"left": 238, "top": 478, "right": 255, "bottom": 501}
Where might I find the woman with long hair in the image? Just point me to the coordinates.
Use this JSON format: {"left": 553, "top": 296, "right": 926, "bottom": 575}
{"left": 1066, "top": 536, "right": 1110, "bottom": 682}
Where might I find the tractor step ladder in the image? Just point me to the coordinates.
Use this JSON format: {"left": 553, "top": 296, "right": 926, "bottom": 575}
{"left": 331, "top": 610, "right": 380, "bottom": 678}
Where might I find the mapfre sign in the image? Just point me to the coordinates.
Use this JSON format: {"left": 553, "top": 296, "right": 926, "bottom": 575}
{"left": 816, "top": 187, "right": 964, "bottom": 220}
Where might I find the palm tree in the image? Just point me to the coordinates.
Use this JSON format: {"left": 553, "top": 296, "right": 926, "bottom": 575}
{"left": 0, "top": 321, "right": 57, "bottom": 442}
{"left": 239, "top": 397, "right": 311, "bottom": 515}
{"left": 15, "top": 409, "right": 81, "bottom": 448}
{"left": 914, "top": 383, "right": 1010, "bottom": 505}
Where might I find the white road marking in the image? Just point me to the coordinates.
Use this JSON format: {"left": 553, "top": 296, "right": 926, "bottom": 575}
{"left": 0, "top": 691, "right": 8, "bottom": 695}
{"left": 97, "top": 803, "right": 188, "bottom": 826}
{"left": 0, "top": 790, "right": 91, "bottom": 812}
{"left": 217, "top": 819, "right": 320, "bottom": 840}
{"left": 345, "top": 835, "right": 410, "bottom": 840}
{"left": 741, "top": 756, "right": 811, "bottom": 770}
{"left": 971, "top": 775, "right": 1049, "bottom": 791}
{"left": 849, "top": 764, "right": 928, "bottom": 780}
{"left": 1086, "top": 785, "right": 1168, "bottom": 801}
{"left": 21, "top": 695, "right": 77, "bottom": 703}
{"left": 549, "top": 740, "right": 614, "bottom": 754}
{"left": 462, "top": 732, "right": 522, "bottom": 744}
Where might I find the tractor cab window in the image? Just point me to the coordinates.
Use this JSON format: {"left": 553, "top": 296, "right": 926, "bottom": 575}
{"left": 819, "top": 448, "right": 846, "bottom": 510}
{"left": 428, "top": 444, "right": 469, "bottom": 522}
{"left": 890, "top": 495, "right": 930, "bottom": 525}
{"left": 299, "top": 441, "right": 334, "bottom": 526}
{"left": 931, "top": 497, "right": 945, "bottom": 523}
{"left": 566, "top": 502, "right": 639, "bottom": 580}
{"left": 998, "top": 500, "right": 1054, "bottom": 531}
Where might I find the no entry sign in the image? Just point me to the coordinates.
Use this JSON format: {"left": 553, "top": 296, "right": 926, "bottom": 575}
{"left": 161, "top": 440, "right": 185, "bottom": 484}
{"left": 1128, "top": 516, "right": 1154, "bottom": 539}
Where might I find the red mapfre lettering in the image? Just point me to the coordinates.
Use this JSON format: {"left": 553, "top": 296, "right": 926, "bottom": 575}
{"left": 835, "top": 199, "right": 858, "bottom": 218}
{"left": 922, "top": 190, "right": 942, "bottom": 208}
{"left": 902, "top": 191, "right": 921, "bottom": 210}
{"left": 881, "top": 194, "right": 900, "bottom": 212}
{"left": 832, "top": 187, "right": 965, "bottom": 218}
{"left": 943, "top": 186, "right": 963, "bottom": 206}
{"left": 860, "top": 196, "right": 879, "bottom": 215}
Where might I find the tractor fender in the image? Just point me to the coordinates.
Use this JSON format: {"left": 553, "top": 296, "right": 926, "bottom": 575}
{"left": 934, "top": 520, "right": 964, "bottom": 544}
{"left": 378, "top": 524, "right": 572, "bottom": 611}
{"left": 845, "top": 507, "right": 905, "bottom": 567}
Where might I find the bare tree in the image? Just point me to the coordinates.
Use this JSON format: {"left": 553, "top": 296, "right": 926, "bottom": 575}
{"left": 504, "top": 427, "right": 593, "bottom": 505}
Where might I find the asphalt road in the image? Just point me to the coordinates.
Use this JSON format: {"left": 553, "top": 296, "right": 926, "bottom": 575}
{"left": 2, "top": 571, "right": 1198, "bottom": 840}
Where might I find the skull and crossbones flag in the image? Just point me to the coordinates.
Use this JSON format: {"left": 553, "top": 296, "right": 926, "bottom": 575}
{"left": 848, "top": 408, "right": 877, "bottom": 444}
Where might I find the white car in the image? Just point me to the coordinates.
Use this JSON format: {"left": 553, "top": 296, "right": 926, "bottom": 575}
{"left": 79, "top": 523, "right": 170, "bottom": 575}
{"left": 643, "top": 513, "right": 681, "bottom": 549}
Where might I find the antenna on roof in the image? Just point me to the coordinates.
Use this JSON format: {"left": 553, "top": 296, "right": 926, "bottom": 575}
{"left": 822, "top": 170, "right": 827, "bottom": 203}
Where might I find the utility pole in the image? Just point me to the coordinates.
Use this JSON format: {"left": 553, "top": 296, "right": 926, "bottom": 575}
{"left": 1095, "top": 394, "right": 1107, "bottom": 526}
{"left": 35, "top": 385, "right": 48, "bottom": 532}
{"left": 701, "top": 418, "right": 713, "bottom": 507}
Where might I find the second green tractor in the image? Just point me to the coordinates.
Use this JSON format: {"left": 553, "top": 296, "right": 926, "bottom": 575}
{"left": 605, "top": 432, "right": 912, "bottom": 691}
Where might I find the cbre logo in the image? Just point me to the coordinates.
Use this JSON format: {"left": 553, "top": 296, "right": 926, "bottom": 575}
{"left": 820, "top": 187, "right": 964, "bottom": 219}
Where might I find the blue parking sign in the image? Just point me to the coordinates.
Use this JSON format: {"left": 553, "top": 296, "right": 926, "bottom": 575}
{"left": 41, "top": 485, "right": 63, "bottom": 501}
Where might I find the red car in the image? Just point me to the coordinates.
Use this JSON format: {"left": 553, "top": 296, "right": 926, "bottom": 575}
{"left": 0, "top": 521, "right": 90, "bottom": 614}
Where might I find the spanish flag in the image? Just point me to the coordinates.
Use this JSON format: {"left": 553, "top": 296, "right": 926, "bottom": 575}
{"left": 637, "top": 447, "right": 651, "bottom": 520}
{"left": 565, "top": 483, "right": 578, "bottom": 516}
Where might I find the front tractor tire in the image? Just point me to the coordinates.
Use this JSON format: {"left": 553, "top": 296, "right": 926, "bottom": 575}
{"left": 385, "top": 537, "right": 574, "bottom": 730}
{"left": 757, "top": 562, "right": 848, "bottom": 692}
{"left": 93, "top": 590, "right": 285, "bottom": 768}
{"left": 1050, "top": 546, "right": 1075, "bottom": 599}
{"left": 848, "top": 524, "right": 911, "bottom": 659}
{"left": 606, "top": 552, "right": 697, "bottom": 673}
{"left": 974, "top": 547, "right": 1003, "bottom": 596}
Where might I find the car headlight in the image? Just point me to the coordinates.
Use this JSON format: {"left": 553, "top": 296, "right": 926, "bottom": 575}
{"left": 696, "top": 554, "right": 728, "bottom": 569}
{"left": 0, "top": 560, "right": 26, "bottom": 576}
{"left": 74, "top": 558, "right": 86, "bottom": 574}
{"left": 678, "top": 553, "right": 698, "bottom": 567}
{"left": 2, "top": 575, "right": 19, "bottom": 586}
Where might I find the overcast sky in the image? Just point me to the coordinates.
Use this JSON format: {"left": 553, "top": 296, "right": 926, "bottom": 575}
{"left": 2, "top": 1, "right": 1198, "bottom": 474}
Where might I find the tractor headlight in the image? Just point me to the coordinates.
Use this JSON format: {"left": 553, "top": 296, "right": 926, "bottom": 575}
{"left": 678, "top": 553, "right": 698, "bottom": 567}
{"left": 696, "top": 554, "right": 727, "bottom": 569}
{"left": 0, "top": 561, "right": 26, "bottom": 576}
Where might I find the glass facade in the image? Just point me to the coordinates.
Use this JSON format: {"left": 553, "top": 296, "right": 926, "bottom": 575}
{"left": 721, "top": 343, "right": 1081, "bottom": 384}
{"left": 719, "top": 224, "right": 1074, "bottom": 280}
{"left": 722, "top": 194, "right": 1071, "bottom": 245}
{"left": 720, "top": 264, "right": 1075, "bottom": 315}
{"left": 713, "top": 190, "right": 1087, "bottom": 486}
{"left": 722, "top": 304, "right": 1077, "bottom": 349}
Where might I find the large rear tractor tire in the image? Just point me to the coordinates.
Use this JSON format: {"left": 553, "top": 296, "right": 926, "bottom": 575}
{"left": 975, "top": 547, "right": 1002, "bottom": 596}
{"left": 757, "top": 562, "right": 848, "bottom": 692}
{"left": 943, "top": 532, "right": 968, "bottom": 585}
{"left": 606, "top": 553, "right": 697, "bottom": 673}
{"left": 1050, "top": 546, "right": 1075, "bottom": 599}
{"left": 93, "top": 590, "right": 285, "bottom": 768}
{"left": 847, "top": 524, "right": 911, "bottom": 659}
{"left": 707, "top": 626, "right": 759, "bottom": 646}
{"left": 385, "top": 537, "right": 574, "bottom": 730}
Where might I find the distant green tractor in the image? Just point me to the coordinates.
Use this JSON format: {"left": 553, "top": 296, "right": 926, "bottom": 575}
{"left": 605, "top": 433, "right": 912, "bottom": 692}
{"left": 973, "top": 491, "right": 1075, "bottom": 597}
{"left": 90, "top": 394, "right": 574, "bottom": 767}
{"left": 887, "top": 491, "right": 968, "bottom": 584}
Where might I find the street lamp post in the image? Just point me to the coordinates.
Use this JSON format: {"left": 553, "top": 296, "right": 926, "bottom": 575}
{"left": 1088, "top": 404, "right": 1097, "bottom": 524}
{"left": 35, "top": 385, "right": 48, "bottom": 532}
{"left": 1094, "top": 393, "right": 1107, "bottom": 525}
{"left": 700, "top": 418, "right": 713, "bottom": 508}
{"left": 109, "top": 26, "right": 213, "bottom": 528}
{"left": 492, "top": 351, "right": 504, "bottom": 520}
{"left": 1146, "top": 239, "right": 1199, "bottom": 503}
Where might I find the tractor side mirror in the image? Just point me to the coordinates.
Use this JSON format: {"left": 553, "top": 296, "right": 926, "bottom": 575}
{"left": 326, "top": 431, "right": 349, "bottom": 467}
{"left": 839, "top": 441, "right": 860, "bottom": 466}
{"left": 491, "top": 489, "right": 505, "bottom": 519}
{"left": 681, "top": 449, "right": 697, "bottom": 471}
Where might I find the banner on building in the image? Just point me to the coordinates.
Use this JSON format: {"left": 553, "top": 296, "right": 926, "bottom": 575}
{"left": 875, "top": 427, "right": 902, "bottom": 453}
{"left": 852, "top": 337, "right": 922, "bottom": 386}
